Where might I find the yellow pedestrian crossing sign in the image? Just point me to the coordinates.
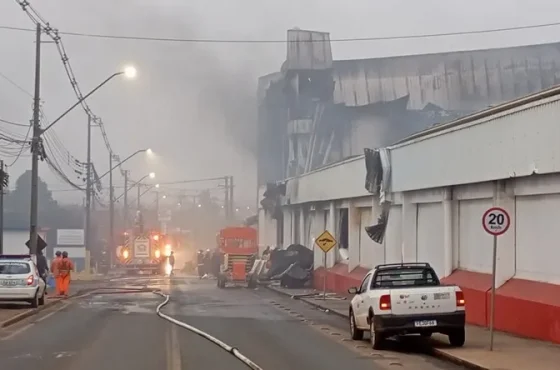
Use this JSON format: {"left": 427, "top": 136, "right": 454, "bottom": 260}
{"left": 315, "top": 230, "right": 337, "bottom": 253}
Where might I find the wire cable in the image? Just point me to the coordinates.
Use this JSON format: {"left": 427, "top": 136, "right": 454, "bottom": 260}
{"left": 3, "top": 20, "right": 560, "bottom": 43}
{"left": 14, "top": 0, "right": 120, "bottom": 162}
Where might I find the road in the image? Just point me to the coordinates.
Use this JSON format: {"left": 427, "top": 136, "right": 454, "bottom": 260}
{"left": 0, "top": 276, "right": 467, "bottom": 370}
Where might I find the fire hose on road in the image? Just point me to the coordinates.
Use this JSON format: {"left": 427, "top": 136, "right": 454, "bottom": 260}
{"left": 90, "top": 286, "right": 263, "bottom": 370}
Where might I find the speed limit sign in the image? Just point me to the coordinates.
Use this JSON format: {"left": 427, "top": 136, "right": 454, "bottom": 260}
{"left": 482, "top": 207, "right": 510, "bottom": 236}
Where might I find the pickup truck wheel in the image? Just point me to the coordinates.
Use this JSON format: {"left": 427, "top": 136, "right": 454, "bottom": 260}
{"left": 349, "top": 311, "right": 364, "bottom": 340}
{"left": 448, "top": 328, "right": 465, "bottom": 347}
{"left": 369, "top": 319, "right": 385, "bottom": 350}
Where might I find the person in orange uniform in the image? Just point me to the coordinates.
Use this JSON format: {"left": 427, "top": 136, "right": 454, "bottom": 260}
{"left": 57, "top": 251, "right": 74, "bottom": 297}
{"left": 50, "top": 251, "right": 62, "bottom": 295}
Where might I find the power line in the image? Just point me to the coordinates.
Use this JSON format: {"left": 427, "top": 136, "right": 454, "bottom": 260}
{"left": 3, "top": 20, "right": 560, "bottom": 44}
{"left": 14, "top": 1, "right": 119, "bottom": 160}
{"left": 0, "top": 117, "right": 29, "bottom": 127}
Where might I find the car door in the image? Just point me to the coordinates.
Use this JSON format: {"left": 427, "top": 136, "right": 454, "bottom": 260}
{"left": 354, "top": 273, "right": 372, "bottom": 329}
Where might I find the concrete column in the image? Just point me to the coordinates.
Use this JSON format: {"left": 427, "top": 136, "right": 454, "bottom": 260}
{"left": 283, "top": 208, "right": 291, "bottom": 248}
{"left": 442, "top": 188, "right": 453, "bottom": 278}
{"left": 494, "top": 180, "right": 516, "bottom": 287}
{"left": 401, "top": 193, "right": 418, "bottom": 262}
{"left": 299, "top": 207, "right": 305, "bottom": 246}
{"left": 348, "top": 201, "right": 360, "bottom": 270}
{"left": 326, "top": 201, "right": 336, "bottom": 268}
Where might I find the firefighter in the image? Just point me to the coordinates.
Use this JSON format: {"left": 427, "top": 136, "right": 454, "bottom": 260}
{"left": 197, "top": 250, "right": 205, "bottom": 278}
{"left": 203, "top": 249, "right": 212, "bottom": 278}
{"left": 57, "top": 251, "right": 74, "bottom": 297}
{"left": 168, "top": 251, "right": 175, "bottom": 276}
{"left": 50, "top": 251, "right": 62, "bottom": 295}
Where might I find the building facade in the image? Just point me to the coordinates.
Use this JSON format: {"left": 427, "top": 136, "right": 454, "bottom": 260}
{"left": 258, "top": 85, "right": 560, "bottom": 344}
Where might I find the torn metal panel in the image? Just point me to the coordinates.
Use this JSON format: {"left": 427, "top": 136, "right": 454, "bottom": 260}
{"left": 286, "top": 29, "right": 333, "bottom": 71}
{"left": 332, "top": 42, "right": 560, "bottom": 111}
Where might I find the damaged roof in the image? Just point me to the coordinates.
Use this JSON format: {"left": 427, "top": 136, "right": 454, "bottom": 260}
{"left": 331, "top": 42, "right": 560, "bottom": 111}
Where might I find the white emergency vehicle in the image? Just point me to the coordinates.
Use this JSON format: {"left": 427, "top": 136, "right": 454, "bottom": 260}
{"left": 348, "top": 262, "right": 466, "bottom": 349}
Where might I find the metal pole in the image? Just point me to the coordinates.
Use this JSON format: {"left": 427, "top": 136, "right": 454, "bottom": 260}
{"left": 490, "top": 234, "right": 497, "bottom": 351}
{"left": 123, "top": 171, "right": 129, "bottom": 231}
{"left": 85, "top": 115, "right": 92, "bottom": 255}
{"left": 323, "top": 251, "right": 327, "bottom": 300}
{"left": 0, "top": 160, "right": 4, "bottom": 254}
{"left": 224, "top": 176, "right": 229, "bottom": 220}
{"left": 155, "top": 191, "right": 159, "bottom": 219}
{"left": 29, "top": 23, "right": 42, "bottom": 263}
{"left": 137, "top": 183, "right": 141, "bottom": 209}
{"left": 109, "top": 154, "right": 115, "bottom": 268}
{"left": 229, "top": 176, "right": 234, "bottom": 217}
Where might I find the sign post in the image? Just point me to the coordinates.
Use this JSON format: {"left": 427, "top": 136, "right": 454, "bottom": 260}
{"left": 482, "top": 206, "right": 510, "bottom": 351}
{"left": 314, "top": 230, "right": 337, "bottom": 300}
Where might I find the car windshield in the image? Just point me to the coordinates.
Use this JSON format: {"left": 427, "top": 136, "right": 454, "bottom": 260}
{"left": 372, "top": 267, "right": 439, "bottom": 288}
{"left": 0, "top": 262, "right": 31, "bottom": 275}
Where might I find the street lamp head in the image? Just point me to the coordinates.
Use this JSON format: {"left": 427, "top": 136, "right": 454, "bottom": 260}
{"left": 155, "top": 184, "right": 160, "bottom": 188}
{"left": 197, "top": 204, "right": 202, "bottom": 208}
{"left": 123, "top": 66, "right": 137, "bottom": 79}
{"left": 149, "top": 172, "right": 156, "bottom": 179}
{"left": 162, "top": 195, "right": 167, "bottom": 199}
{"left": 146, "top": 148, "right": 153, "bottom": 156}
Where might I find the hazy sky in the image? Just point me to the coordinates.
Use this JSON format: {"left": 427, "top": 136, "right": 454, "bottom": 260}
{"left": 1, "top": 0, "right": 560, "bottom": 209}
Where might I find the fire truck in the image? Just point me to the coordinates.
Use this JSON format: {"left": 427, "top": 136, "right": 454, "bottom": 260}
{"left": 115, "top": 211, "right": 173, "bottom": 275}
{"left": 116, "top": 230, "right": 171, "bottom": 275}
{"left": 216, "top": 226, "right": 258, "bottom": 288}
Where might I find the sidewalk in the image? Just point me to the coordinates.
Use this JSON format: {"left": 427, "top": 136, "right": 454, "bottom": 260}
{"left": 265, "top": 283, "right": 560, "bottom": 370}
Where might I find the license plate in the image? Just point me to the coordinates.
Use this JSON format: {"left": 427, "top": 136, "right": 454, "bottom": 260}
{"left": 434, "top": 292, "right": 450, "bottom": 300}
{"left": 0, "top": 279, "right": 21, "bottom": 286}
{"left": 414, "top": 320, "right": 437, "bottom": 327}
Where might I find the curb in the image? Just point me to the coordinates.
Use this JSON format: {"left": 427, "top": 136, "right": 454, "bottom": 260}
{"left": 431, "top": 348, "right": 488, "bottom": 370}
{"left": 265, "top": 285, "right": 348, "bottom": 319}
{"left": 0, "top": 287, "right": 97, "bottom": 329}
{"left": 265, "top": 284, "right": 486, "bottom": 370}
{"left": 0, "top": 299, "right": 62, "bottom": 328}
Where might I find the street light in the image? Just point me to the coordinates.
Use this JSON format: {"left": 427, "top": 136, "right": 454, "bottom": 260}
{"left": 105, "top": 148, "right": 152, "bottom": 267}
{"left": 124, "top": 66, "right": 137, "bottom": 79}
{"left": 28, "top": 27, "right": 138, "bottom": 261}
{"left": 149, "top": 172, "right": 155, "bottom": 179}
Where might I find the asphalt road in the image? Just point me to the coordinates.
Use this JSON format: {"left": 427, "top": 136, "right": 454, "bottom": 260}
{"left": 0, "top": 276, "right": 467, "bottom": 370}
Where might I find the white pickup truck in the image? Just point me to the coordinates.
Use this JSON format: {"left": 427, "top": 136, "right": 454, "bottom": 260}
{"left": 348, "top": 262, "right": 465, "bottom": 350}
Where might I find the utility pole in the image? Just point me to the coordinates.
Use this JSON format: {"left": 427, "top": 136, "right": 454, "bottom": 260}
{"left": 85, "top": 115, "right": 92, "bottom": 255}
{"left": 0, "top": 160, "right": 5, "bottom": 254}
{"left": 224, "top": 176, "right": 229, "bottom": 220}
{"left": 109, "top": 154, "right": 114, "bottom": 267}
{"left": 29, "top": 23, "right": 42, "bottom": 263}
{"left": 123, "top": 170, "right": 129, "bottom": 231}
{"left": 229, "top": 176, "right": 234, "bottom": 217}
{"left": 155, "top": 191, "right": 160, "bottom": 228}
{"left": 137, "top": 183, "right": 141, "bottom": 209}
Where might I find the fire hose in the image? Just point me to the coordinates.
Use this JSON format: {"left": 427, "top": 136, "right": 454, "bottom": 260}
{"left": 90, "top": 286, "right": 263, "bottom": 370}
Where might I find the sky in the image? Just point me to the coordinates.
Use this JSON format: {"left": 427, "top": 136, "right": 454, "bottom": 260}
{"left": 1, "top": 0, "right": 560, "bottom": 210}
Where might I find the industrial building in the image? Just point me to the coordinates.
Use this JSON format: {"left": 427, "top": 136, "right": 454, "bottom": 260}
{"left": 257, "top": 29, "right": 560, "bottom": 344}
{"left": 259, "top": 85, "right": 560, "bottom": 344}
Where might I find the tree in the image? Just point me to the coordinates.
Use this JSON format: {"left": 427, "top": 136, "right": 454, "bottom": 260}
{"left": 4, "top": 171, "right": 82, "bottom": 229}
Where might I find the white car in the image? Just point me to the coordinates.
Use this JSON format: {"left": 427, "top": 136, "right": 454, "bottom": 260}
{"left": 348, "top": 262, "right": 465, "bottom": 350}
{"left": 0, "top": 255, "right": 46, "bottom": 308}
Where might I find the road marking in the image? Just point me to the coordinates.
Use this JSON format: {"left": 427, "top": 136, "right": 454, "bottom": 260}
{"left": 1, "top": 323, "right": 33, "bottom": 341}
{"left": 1, "top": 301, "right": 71, "bottom": 340}
{"left": 166, "top": 294, "right": 182, "bottom": 370}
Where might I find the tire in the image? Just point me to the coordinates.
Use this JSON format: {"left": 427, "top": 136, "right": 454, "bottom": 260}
{"left": 448, "top": 328, "right": 466, "bottom": 347}
{"left": 349, "top": 311, "right": 364, "bottom": 340}
{"left": 30, "top": 291, "right": 39, "bottom": 308}
{"left": 38, "top": 290, "right": 46, "bottom": 306}
{"left": 369, "top": 315, "right": 385, "bottom": 350}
